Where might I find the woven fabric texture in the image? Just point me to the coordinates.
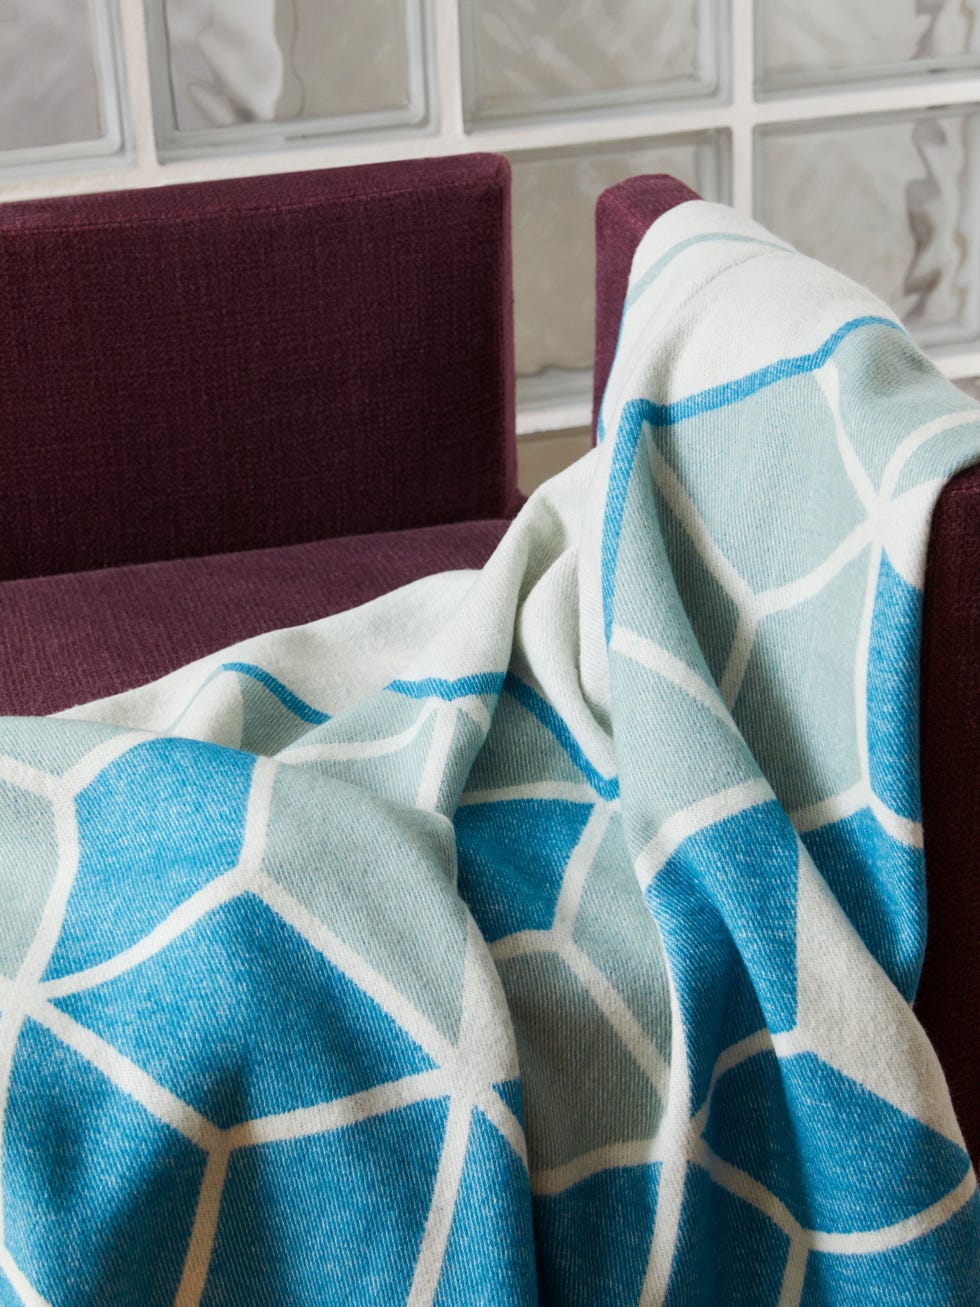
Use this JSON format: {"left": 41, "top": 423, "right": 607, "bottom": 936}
{"left": 0, "top": 519, "right": 511, "bottom": 716}
{"left": 594, "top": 173, "right": 980, "bottom": 1164}
{"left": 0, "top": 203, "right": 978, "bottom": 1304}
{"left": 0, "top": 155, "right": 517, "bottom": 582}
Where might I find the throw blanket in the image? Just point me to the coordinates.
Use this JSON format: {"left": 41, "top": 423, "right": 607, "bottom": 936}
{"left": 1, "top": 202, "right": 978, "bottom": 1306}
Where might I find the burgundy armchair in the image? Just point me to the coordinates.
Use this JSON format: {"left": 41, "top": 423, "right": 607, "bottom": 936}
{"left": 0, "top": 154, "right": 519, "bottom": 712}
{"left": 0, "top": 155, "right": 974, "bottom": 1168}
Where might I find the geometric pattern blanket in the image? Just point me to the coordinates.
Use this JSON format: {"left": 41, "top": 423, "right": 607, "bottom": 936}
{"left": 1, "top": 201, "right": 978, "bottom": 1306}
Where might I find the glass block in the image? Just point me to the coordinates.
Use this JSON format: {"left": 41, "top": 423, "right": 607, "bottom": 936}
{"left": 757, "top": 0, "right": 980, "bottom": 92}
{"left": 0, "top": 0, "right": 125, "bottom": 167}
{"left": 461, "top": 0, "right": 719, "bottom": 126}
{"left": 756, "top": 109, "right": 980, "bottom": 349}
{"left": 150, "top": 0, "right": 427, "bottom": 155}
{"left": 511, "top": 133, "right": 728, "bottom": 399}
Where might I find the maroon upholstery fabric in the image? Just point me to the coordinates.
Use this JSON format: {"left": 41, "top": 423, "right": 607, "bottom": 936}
{"left": 594, "top": 173, "right": 980, "bottom": 1169}
{"left": 0, "top": 518, "right": 510, "bottom": 716}
{"left": 592, "top": 174, "right": 698, "bottom": 438}
{"left": 917, "top": 467, "right": 980, "bottom": 1169}
{"left": 0, "top": 155, "right": 517, "bottom": 582}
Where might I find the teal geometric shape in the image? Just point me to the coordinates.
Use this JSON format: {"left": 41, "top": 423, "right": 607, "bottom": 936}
{"left": 652, "top": 800, "right": 797, "bottom": 1039}
{"left": 55, "top": 892, "right": 434, "bottom": 1129}
{"left": 801, "top": 809, "right": 924, "bottom": 1001}
{"left": 704, "top": 1050, "right": 971, "bottom": 1233}
{"left": 493, "top": 1077, "right": 525, "bottom": 1125}
{"left": 572, "top": 812, "right": 672, "bottom": 1061}
{"left": 203, "top": 1098, "right": 448, "bottom": 1305}
{"left": 5, "top": 1017, "right": 206, "bottom": 1307}
{"left": 646, "top": 854, "right": 767, "bottom": 1112}
{"left": 800, "top": 1190, "right": 980, "bottom": 1306}
{"left": 0, "top": 780, "right": 59, "bottom": 980}
{"left": 733, "top": 550, "right": 868, "bottom": 812}
{"left": 45, "top": 737, "right": 254, "bottom": 982}
{"left": 653, "top": 368, "right": 865, "bottom": 594}
{"left": 866, "top": 554, "right": 921, "bottom": 822}
{"left": 496, "top": 951, "right": 664, "bottom": 1171}
{"left": 262, "top": 766, "right": 468, "bottom": 1043}
{"left": 434, "top": 1107, "right": 537, "bottom": 1305}
{"left": 533, "top": 1163, "right": 660, "bottom": 1306}
{"left": 665, "top": 1163, "right": 789, "bottom": 1304}
{"left": 455, "top": 799, "right": 593, "bottom": 942}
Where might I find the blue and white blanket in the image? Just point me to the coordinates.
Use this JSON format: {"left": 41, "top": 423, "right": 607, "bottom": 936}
{"left": 1, "top": 202, "right": 978, "bottom": 1305}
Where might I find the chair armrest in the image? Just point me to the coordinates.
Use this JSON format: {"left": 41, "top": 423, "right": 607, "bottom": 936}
{"left": 917, "top": 463, "right": 980, "bottom": 1169}
{"left": 592, "top": 174, "right": 698, "bottom": 440}
{"left": 0, "top": 153, "right": 517, "bottom": 581}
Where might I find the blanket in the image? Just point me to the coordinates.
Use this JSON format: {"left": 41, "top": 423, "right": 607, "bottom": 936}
{"left": 1, "top": 201, "right": 978, "bottom": 1306}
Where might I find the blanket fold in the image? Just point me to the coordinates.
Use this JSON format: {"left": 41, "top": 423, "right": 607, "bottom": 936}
{"left": 1, "top": 201, "right": 978, "bottom": 1305}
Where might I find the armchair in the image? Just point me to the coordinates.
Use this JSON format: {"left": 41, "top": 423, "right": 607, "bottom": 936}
{"left": 0, "top": 154, "right": 974, "bottom": 1171}
{"left": 0, "top": 154, "right": 519, "bottom": 713}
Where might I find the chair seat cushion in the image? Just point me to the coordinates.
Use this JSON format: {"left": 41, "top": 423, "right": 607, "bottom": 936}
{"left": 0, "top": 519, "right": 510, "bottom": 715}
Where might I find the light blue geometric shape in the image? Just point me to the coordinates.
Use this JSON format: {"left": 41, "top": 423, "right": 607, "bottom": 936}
{"left": 703, "top": 1050, "right": 971, "bottom": 1233}
{"left": 465, "top": 689, "right": 604, "bottom": 794}
{"left": 866, "top": 555, "right": 921, "bottom": 823}
{"left": 732, "top": 551, "right": 868, "bottom": 812}
{"left": 652, "top": 369, "right": 865, "bottom": 595}
{"left": 0, "top": 1270, "right": 23, "bottom": 1307}
{"left": 833, "top": 324, "right": 977, "bottom": 491}
{"left": 0, "top": 780, "right": 59, "bottom": 981}
{"left": 0, "top": 716, "right": 130, "bottom": 778}
{"left": 664, "top": 1162, "right": 790, "bottom": 1304}
{"left": 799, "top": 1190, "right": 980, "bottom": 1305}
{"left": 434, "top": 1107, "right": 537, "bottom": 1305}
{"left": 455, "top": 799, "right": 593, "bottom": 943}
{"left": 801, "top": 809, "right": 924, "bottom": 1000}
{"left": 202, "top": 1098, "right": 449, "bottom": 1305}
{"left": 573, "top": 811, "right": 672, "bottom": 1061}
{"left": 532, "top": 1163, "right": 660, "bottom": 1306}
{"left": 4, "top": 1017, "right": 206, "bottom": 1306}
{"left": 55, "top": 892, "right": 435, "bottom": 1129}
{"left": 45, "top": 737, "right": 254, "bottom": 982}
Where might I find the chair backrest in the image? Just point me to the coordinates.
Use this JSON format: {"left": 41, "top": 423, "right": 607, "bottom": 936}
{"left": 0, "top": 154, "right": 517, "bottom": 581}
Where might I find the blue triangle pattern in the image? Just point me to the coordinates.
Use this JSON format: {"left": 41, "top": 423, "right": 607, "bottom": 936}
{"left": 647, "top": 858, "right": 766, "bottom": 1112}
{"left": 455, "top": 799, "right": 593, "bottom": 943}
{"left": 5, "top": 1017, "right": 206, "bottom": 1307}
{"left": 800, "top": 1191, "right": 980, "bottom": 1305}
{"left": 703, "top": 1050, "right": 971, "bottom": 1233}
{"left": 55, "top": 892, "right": 435, "bottom": 1129}
{"left": 801, "top": 809, "right": 925, "bottom": 1001}
{"left": 493, "top": 1077, "right": 525, "bottom": 1125}
{"left": 433, "top": 1108, "right": 538, "bottom": 1305}
{"left": 202, "top": 1098, "right": 448, "bottom": 1306}
{"left": 866, "top": 555, "right": 921, "bottom": 823}
{"left": 664, "top": 1163, "right": 789, "bottom": 1305}
{"left": 532, "top": 1164, "right": 660, "bottom": 1307}
{"left": 45, "top": 737, "right": 254, "bottom": 982}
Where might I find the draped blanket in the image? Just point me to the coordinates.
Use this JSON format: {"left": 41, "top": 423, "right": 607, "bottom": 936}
{"left": 1, "top": 202, "right": 978, "bottom": 1306}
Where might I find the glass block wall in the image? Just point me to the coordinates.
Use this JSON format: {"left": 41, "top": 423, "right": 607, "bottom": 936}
{"left": 2, "top": 0, "right": 979, "bottom": 455}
